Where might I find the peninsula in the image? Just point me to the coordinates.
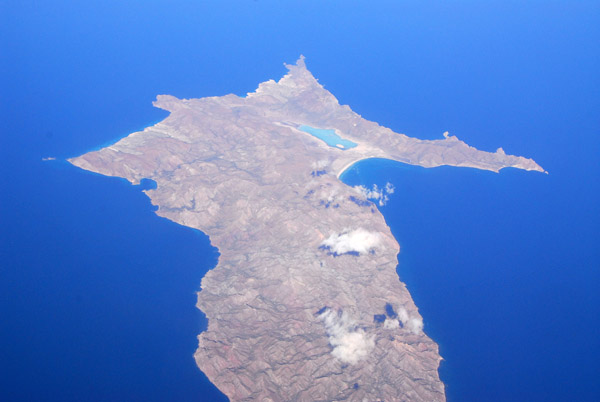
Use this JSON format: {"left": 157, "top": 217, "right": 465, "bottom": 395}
{"left": 69, "top": 56, "right": 544, "bottom": 401}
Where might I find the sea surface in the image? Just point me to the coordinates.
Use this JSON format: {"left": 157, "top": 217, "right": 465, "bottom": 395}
{"left": 0, "top": 160, "right": 227, "bottom": 401}
{"left": 2, "top": 1, "right": 598, "bottom": 401}
{"left": 341, "top": 159, "right": 599, "bottom": 401}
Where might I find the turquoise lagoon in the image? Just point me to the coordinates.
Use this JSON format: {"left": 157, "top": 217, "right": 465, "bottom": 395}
{"left": 298, "top": 125, "right": 358, "bottom": 150}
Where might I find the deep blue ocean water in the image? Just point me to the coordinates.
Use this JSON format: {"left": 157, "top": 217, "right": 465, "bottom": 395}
{"left": 2, "top": 1, "right": 598, "bottom": 401}
{"left": 0, "top": 158, "right": 228, "bottom": 401}
{"left": 341, "top": 159, "right": 599, "bottom": 401}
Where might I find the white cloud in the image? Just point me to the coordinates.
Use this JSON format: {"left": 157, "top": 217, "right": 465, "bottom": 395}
{"left": 383, "top": 318, "right": 400, "bottom": 330}
{"left": 353, "top": 182, "right": 395, "bottom": 206}
{"left": 397, "top": 307, "right": 409, "bottom": 324}
{"left": 311, "top": 159, "right": 330, "bottom": 170}
{"left": 321, "top": 189, "right": 342, "bottom": 203}
{"left": 407, "top": 317, "right": 424, "bottom": 334}
{"left": 393, "top": 307, "right": 423, "bottom": 335}
{"left": 385, "top": 182, "right": 395, "bottom": 194}
{"left": 319, "top": 309, "right": 374, "bottom": 365}
{"left": 321, "top": 228, "right": 381, "bottom": 255}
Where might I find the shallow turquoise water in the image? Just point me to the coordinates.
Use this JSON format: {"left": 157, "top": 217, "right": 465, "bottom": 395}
{"left": 299, "top": 125, "right": 358, "bottom": 150}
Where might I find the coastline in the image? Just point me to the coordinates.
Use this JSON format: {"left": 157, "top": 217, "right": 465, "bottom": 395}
{"left": 64, "top": 58, "right": 546, "bottom": 400}
{"left": 337, "top": 157, "right": 374, "bottom": 180}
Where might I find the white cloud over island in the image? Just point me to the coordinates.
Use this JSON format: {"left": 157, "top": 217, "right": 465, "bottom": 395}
{"left": 397, "top": 307, "right": 424, "bottom": 335}
{"left": 321, "top": 228, "right": 381, "bottom": 255}
{"left": 407, "top": 317, "right": 424, "bottom": 334}
{"left": 353, "top": 182, "right": 395, "bottom": 206}
{"left": 319, "top": 309, "right": 374, "bottom": 365}
{"left": 384, "top": 318, "right": 400, "bottom": 330}
{"left": 311, "top": 159, "right": 330, "bottom": 170}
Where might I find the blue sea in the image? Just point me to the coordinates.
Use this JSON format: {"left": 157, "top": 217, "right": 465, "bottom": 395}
{"left": 341, "top": 160, "right": 599, "bottom": 401}
{"left": 1, "top": 1, "right": 598, "bottom": 401}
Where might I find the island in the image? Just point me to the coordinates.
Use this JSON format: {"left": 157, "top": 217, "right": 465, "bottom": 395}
{"left": 69, "top": 56, "right": 544, "bottom": 401}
